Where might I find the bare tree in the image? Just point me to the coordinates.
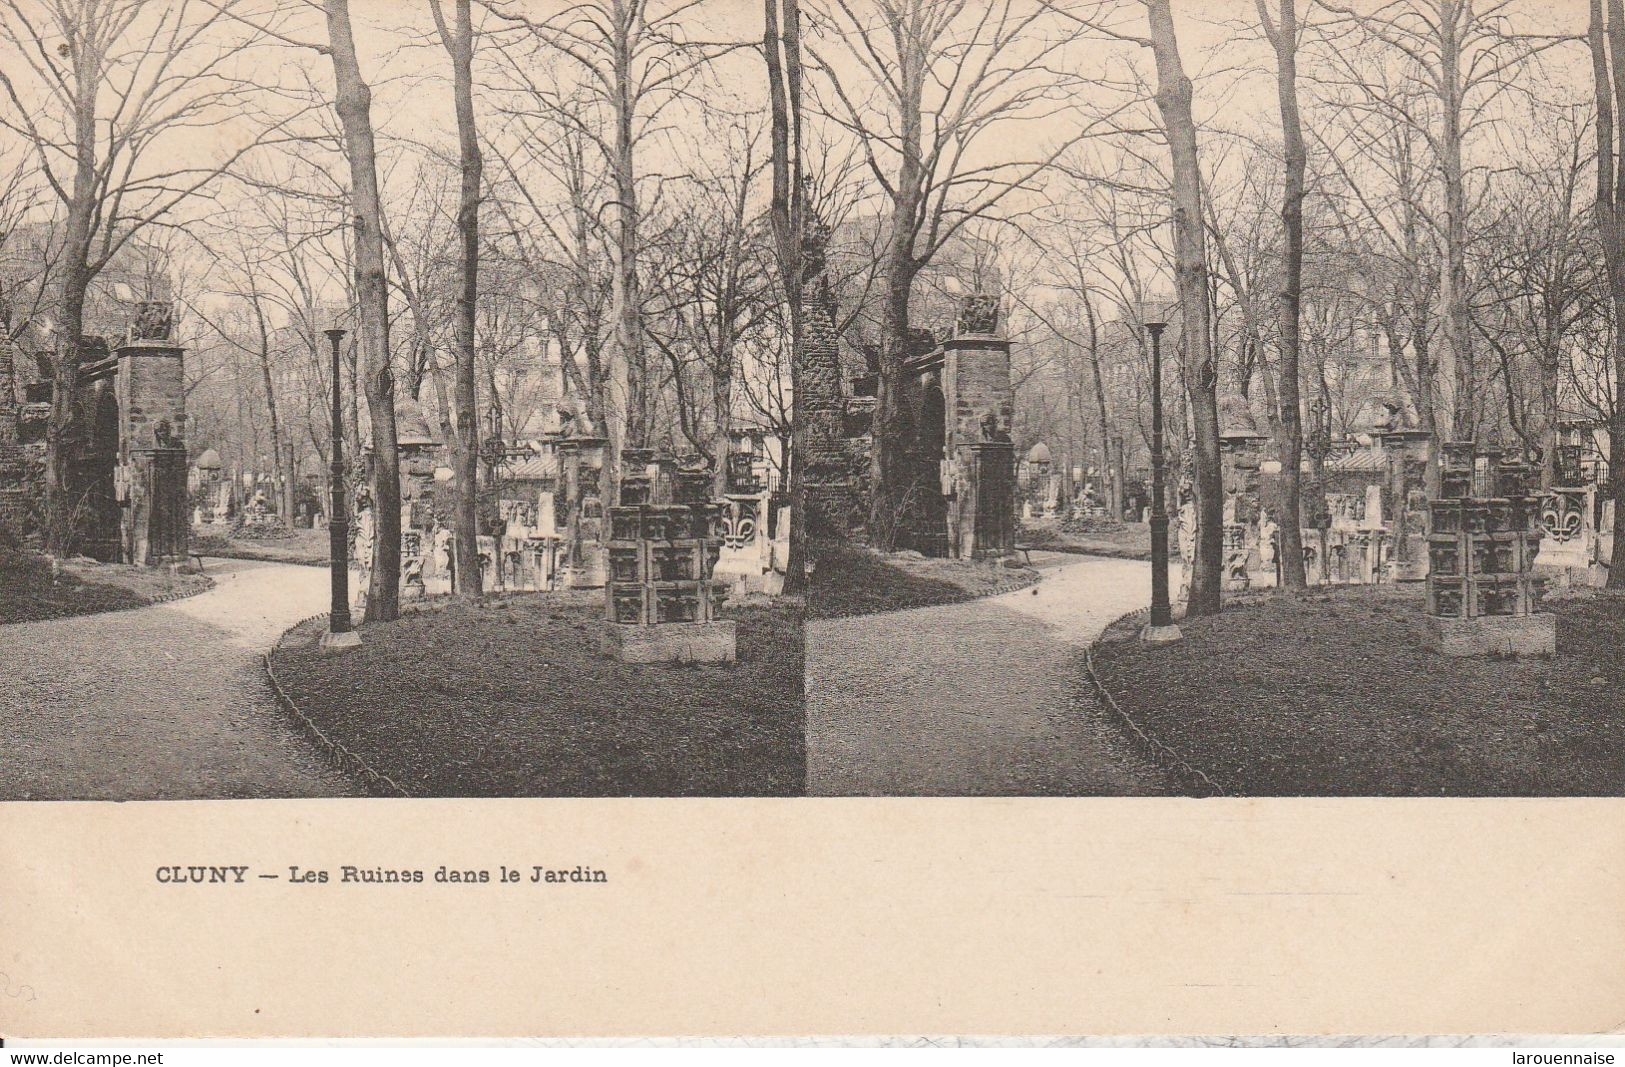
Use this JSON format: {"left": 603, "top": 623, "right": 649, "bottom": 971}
{"left": 1587, "top": 0, "right": 1625, "bottom": 586}
{"left": 1144, "top": 0, "right": 1223, "bottom": 616}
{"left": 1319, "top": 0, "right": 1572, "bottom": 439}
{"left": 646, "top": 135, "right": 776, "bottom": 486}
{"left": 0, "top": 158, "right": 56, "bottom": 364}
{"left": 765, "top": 0, "right": 806, "bottom": 590}
{"left": 809, "top": 0, "right": 1101, "bottom": 548}
{"left": 483, "top": 115, "right": 613, "bottom": 433}
{"left": 1259, "top": 0, "right": 1309, "bottom": 589}
{"left": 320, "top": 0, "right": 402, "bottom": 622}
{"left": 196, "top": 233, "right": 298, "bottom": 523}
{"left": 487, "top": 0, "right": 741, "bottom": 500}
{"left": 0, "top": 0, "right": 299, "bottom": 552}
{"left": 430, "top": 0, "right": 484, "bottom": 599}
{"left": 1474, "top": 107, "right": 1597, "bottom": 486}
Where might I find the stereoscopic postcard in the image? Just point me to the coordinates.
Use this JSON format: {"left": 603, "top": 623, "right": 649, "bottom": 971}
{"left": 1, "top": 0, "right": 1621, "bottom": 1043}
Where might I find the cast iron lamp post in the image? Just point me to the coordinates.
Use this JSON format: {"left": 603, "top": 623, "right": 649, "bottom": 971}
{"left": 320, "top": 327, "right": 360, "bottom": 653}
{"left": 1141, "top": 318, "right": 1183, "bottom": 646}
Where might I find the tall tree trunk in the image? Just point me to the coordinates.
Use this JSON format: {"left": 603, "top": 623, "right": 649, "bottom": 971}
{"left": 1146, "top": 0, "right": 1224, "bottom": 617}
{"left": 765, "top": 0, "right": 807, "bottom": 593}
{"left": 1439, "top": 0, "right": 1474, "bottom": 439}
{"left": 869, "top": 41, "right": 925, "bottom": 551}
{"left": 606, "top": 3, "right": 642, "bottom": 498}
{"left": 250, "top": 297, "right": 293, "bottom": 525}
{"left": 1540, "top": 336, "right": 1560, "bottom": 489}
{"left": 1261, "top": 0, "right": 1307, "bottom": 590}
{"left": 432, "top": 0, "right": 483, "bottom": 599}
{"left": 873, "top": 260, "right": 917, "bottom": 549}
{"left": 46, "top": 263, "right": 91, "bottom": 556}
{"left": 325, "top": 0, "right": 401, "bottom": 622}
{"left": 44, "top": 25, "right": 102, "bottom": 557}
{"left": 1589, "top": 0, "right": 1625, "bottom": 587}
{"left": 1082, "top": 292, "right": 1120, "bottom": 519}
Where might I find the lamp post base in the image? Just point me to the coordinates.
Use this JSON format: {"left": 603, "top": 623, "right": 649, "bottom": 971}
{"left": 1140, "top": 622, "right": 1185, "bottom": 646}
{"left": 319, "top": 628, "right": 362, "bottom": 654}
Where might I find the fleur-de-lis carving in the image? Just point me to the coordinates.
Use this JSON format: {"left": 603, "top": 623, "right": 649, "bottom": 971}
{"left": 1539, "top": 492, "right": 1584, "bottom": 543}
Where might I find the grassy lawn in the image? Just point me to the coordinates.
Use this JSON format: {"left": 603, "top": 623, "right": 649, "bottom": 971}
{"left": 192, "top": 526, "right": 330, "bottom": 565}
{"left": 1090, "top": 585, "right": 1625, "bottom": 796}
{"left": 808, "top": 541, "right": 1038, "bottom": 619}
{"left": 1020, "top": 519, "right": 1153, "bottom": 560}
{"left": 268, "top": 590, "right": 804, "bottom": 796}
{"left": 0, "top": 542, "right": 211, "bottom": 625}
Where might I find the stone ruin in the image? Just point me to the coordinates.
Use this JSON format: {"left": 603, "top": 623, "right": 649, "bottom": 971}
{"left": 1531, "top": 477, "right": 1613, "bottom": 590}
{"left": 1423, "top": 442, "right": 1554, "bottom": 657}
{"left": 601, "top": 499, "right": 734, "bottom": 664}
{"left": 1201, "top": 402, "right": 1430, "bottom": 592}
{"left": 339, "top": 393, "right": 785, "bottom": 664}
{"left": 797, "top": 198, "right": 1018, "bottom": 559}
{"left": 1019, "top": 441, "right": 1059, "bottom": 522}
{"left": 0, "top": 311, "right": 190, "bottom": 567}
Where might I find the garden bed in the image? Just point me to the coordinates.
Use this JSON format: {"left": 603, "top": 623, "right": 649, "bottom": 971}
{"left": 807, "top": 542, "right": 1038, "bottom": 619}
{"left": 1089, "top": 585, "right": 1625, "bottom": 796}
{"left": 192, "top": 527, "right": 330, "bottom": 565}
{"left": 1019, "top": 519, "right": 1153, "bottom": 561}
{"left": 0, "top": 543, "right": 212, "bottom": 625}
{"left": 267, "top": 590, "right": 804, "bottom": 796}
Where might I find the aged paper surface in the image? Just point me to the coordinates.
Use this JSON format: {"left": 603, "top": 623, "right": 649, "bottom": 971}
{"left": 2, "top": 798, "right": 1622, "bottom": 1038}
{"left": 4, "top": 0, "right": 1625, "bottom": 1042}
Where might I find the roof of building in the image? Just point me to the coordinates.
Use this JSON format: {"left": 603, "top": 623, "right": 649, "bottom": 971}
{"left": 195, "top": 448, "right": 223, "bottom": 470}
{"left": 1026, "top": 441, "right": 1053, "bottom": 464}
{"left": 1326, "top": 448, "right": 1387, "bottom": 473}
{"left": 507, "top": 453, "right": 559, "bottom": 481}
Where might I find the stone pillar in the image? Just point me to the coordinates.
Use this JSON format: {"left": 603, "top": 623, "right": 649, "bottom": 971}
{"left": 959, "top": 441, "right": 1015, "bottom": 558}
{"left": 943, "top": 329, "right": 1014, "bottom": 558}
{"left": 116, "top": 339, "right": 190, "bottom": 566}
{"left": 1382, "top": 428, "right": 1434, "bottom": 580}
{"left": 559, "top": 435, "right": 608, "bottom": 588}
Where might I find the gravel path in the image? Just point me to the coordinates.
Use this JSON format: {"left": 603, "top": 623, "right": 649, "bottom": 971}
{"left": 0, "top": 558, "right": 359, "bottom": 800}
{"left": 806, "top": 553, "right": 1180, "bottom": 796}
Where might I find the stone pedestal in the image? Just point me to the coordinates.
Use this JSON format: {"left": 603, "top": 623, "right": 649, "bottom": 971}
{"left": 601, "top": 619, "right": 736, "bottom": 664}
{"left": 1423, "top": 613, "right": 1556, "bottom": 657}
{"left": 1140, "top": 622, "right": 1184, "bottom": 646}
{"left": 713, "top": 491, "right": 773, "bottom": 595}
{"left": 1222, "top": 521, "right": 1250, "bottom": 592}
{"left": 1533, "top": 486, "right": 1595, "bottom": 588}
{"left": 319, "top": 628, "right": 362, "bottom": 654}
{"left": 125, "top": 446, "right": 190, "bottom": 566}
{"left": 960, "top": 440, "right": 1015, "bottom": 559}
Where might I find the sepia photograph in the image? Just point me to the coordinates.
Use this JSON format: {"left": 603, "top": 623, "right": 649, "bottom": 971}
{"left": 0, "top": 0, "right": 1621, "bottom": 810}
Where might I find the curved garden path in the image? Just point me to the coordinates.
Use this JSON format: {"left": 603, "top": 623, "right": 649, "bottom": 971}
{"left": 0, "top": 558, "right": 359, "bottom": 800}
{"left": 806, "top": 552, "right": 1181, "bottom": 796}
